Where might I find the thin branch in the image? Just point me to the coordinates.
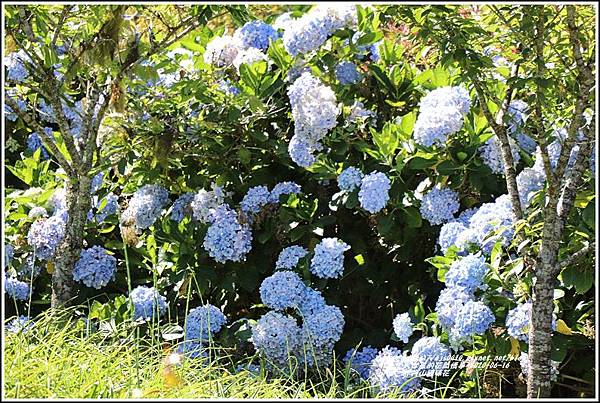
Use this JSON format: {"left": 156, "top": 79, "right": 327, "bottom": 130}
{"left": 4, "top": 95, "right": 74, "bottom": 176}
{"left": 558, "top": 242, "right": 595, "bottom": 269}
{"left": 51, "top": 5, "right": 74, "bottom": 47}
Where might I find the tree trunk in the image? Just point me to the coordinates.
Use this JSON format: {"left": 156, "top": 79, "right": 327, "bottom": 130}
{"left": 51, "top": 174, "right": 92, "bottom": 308}
{"left": 527, "top": 258, "right": 556, "bottom": 398}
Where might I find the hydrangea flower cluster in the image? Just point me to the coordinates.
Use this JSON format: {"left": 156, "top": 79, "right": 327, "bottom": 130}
{"left": 232, "top": 47, "right": 271, "bottom": 73}
{"left": 251, "top": 311, "right": 302, "bottom": 367}
{"left": 6, "top": 316, "right": 34, "bottom": 334}
{"left": 27, "top": 211, "right": 68, "bottom": 260}
{"left": 203, "top": 35, "right": 240, "bottom": 67}
{"left": 275, "top": 245, "right": 308, "bottom": 270}
{"left": 5, "top": 244, "right": 15, "bottom": 267}
{"left": 410, "top": 336, "right": 452, "bottom": 374}
{"left": 435, "top": 286, "right": 474, "bottom": 330}
{"left": 344, "top": 346, "right": 379, "bottom": 380}
{"left": 90, "top": 172, "right": 105, "bottom": 194}
{"left": 283, "top": 5, "right": 357, "bottom": 56}
{"left": 467, "top": 195, "right": 515, "bottom": 254}
{"left": 72, "top": 246, "right": 117, "bottom": 289}
{"left": 130, "top": 286, "right": 167, "bottom": 320}
{"left": 121, "top": 184, "right": 169, "bottom": 230}
{"left": 233, "top": 20, "right": 279, "bottom": 51}
{"left": 413, "top": 86, "right": 471, "bottom": 147}
{"left": 170, "top": 192, "right": 195, "bottom": 222}
{"left": 519, "top": 352, "right": 560, "bottom": 381}
{"left": 92, "top": 193, "right": 119, "bottom": 223}
{"left": 217, "top": 79, "right": 241, "bottom": 96}
{"left": 203, "top": 204, "right": 253, "bottom": 263}
{"left": 516, "top": 167, "right": 545, "bottom": 208}
{"left": 273, "top": 12, "right": 295, "bottom": 31}
{"left": 259, "top": 271, "right": 307, "bottom": 311}
{"left": 450, "top": 300, "right": 495, "bottom": 342}
{"left": 347, "top": 100, "right": 376, "bottom": 123}
{"left": 268, "top": 181, "right": 301, "bottom": 203}
{"left": 437, "top": 221, "right": 468, "bottom": 254}
{"left": 240, "top": 186, "right": 271, "bottom": 214}
{"left": 191, "top": 184, "right": 227, "bottom": 224}
{"left": 4, "top": 50, "right": 30, "bottom": 82}
{"left": 392, "top": 313, "right": 414, "bottom": 343}
{"left": 301, "top": 303, "right": 345, "bottom": 366}
{"left": 310, "top": 237, "right": 350, "bottom": 279}
{"left": 337, "top": 166, "right": 364, "bottom": 191}
{"left": 358, "top": 171, "right": 391, "bottom": 213}
{"left": 27, "top": 131, "right": 50, "bottom": 159}
{"left": 287, "top": 72, "right": 340, "bottom": 167}
{"left": 5, "top": 93, "right": 27, "bottom": 121}
{"left": 444, "top": 254, "right": 489, "bottom": 293}
{"left": 368, "top": 346, "right": 420, "bottom": 394}
{"left": 419, "top": 185, "right": 460, "bottom": 225}
{"left": 335, "top": 61, "right": 362, "bottom": 85}
{"left": 478, "top": 135, "right": 521, "bottom": 175}
{"left": 185, "top": 304, "right": 227, "bottom": 341}
{"left": 5, "top": 274, "right": 30, "bottom": 301}
{"left": 28, "top": 206, "right": 48, "bottom": 220}
{"left": 506, "top": 301, "right": 556, "bottom": 343}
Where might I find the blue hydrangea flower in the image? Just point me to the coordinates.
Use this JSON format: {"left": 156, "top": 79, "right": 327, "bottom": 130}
{"left": 170, "top": 192, "right": 195, "bottom": 222}
{"left": 479, "top": 135, "right": 521, "bottom": 175}
{"left": 468, "top": 195, "right": 515, "bottom": 254}
{"left": 233, "top": 47, "right": 270, "bottom": 72}
{"left": 301, "top": 303, "right": 345, "bottom": 347}
{"left": 72, "top": 246, "right": 117, "bottom": 289}
{"left": 410, "top": 336, "right": 451, "bottom": 374}
{"left": 347, "top": 100, "right": 375, "bottom": 123}
{"left": 5, "top": 94, "right": 27, "bottom": 121}
{"left": 94, "top": 193, "right": 119, "bottom": 223}
{"left": 185, "top": 304, "right": 227, "bottom": 341}
{"left": 28, "top": 206, "right": 48, "bottom": 220}
{"left": 217, "top": 79, "right": 241, "bottom": 96}
{"left": 27, "top": 212, "right": 68, "bottom": 260}
{"left": 234, "top": 20, "right": 279, "bottom": 51}
{"left": 419, "top": 186, "right": 460, "bottom": 225}
{"left": 444, "top": 254, "right": 488, "bottom": 293}
{"left": 335, "top": 61, "right": 362, "bottom": 85}
{"left": 251, "top": 311, "right": 302, "bottom": 367}
{"left": 203, "top": 204, "right": 253, "bottom": 263}
{"left": 130, "top": 285, "right": 167, "bottom": 320}
{"left": 287, "top": 72, "right": 340, "bottom": 167}
{"left": 90, "top": 172, "right": 105, "bottom": 194}
{"left": 438, "top": 221, "right": 468, "bottom": 253}
{"left": 275, "top": 245, "right": 308, "bottom": 270}
{"left": 240, "top": 186, "right": 271, "bottom": 214}
{"left": 298, "top": 287, "right": 327, "bottom": 317}
{"left": 282, "top": 6, "right": 357, "bottom": 56}
{"left": 393, "top": 313, "right": 414, "bottom": 343}
{"left": 269, "top": 181, "right": 301, "bottom": 203}
{"left": 450, "top": 300, "right": 495, "bottom": 343}
{"left": 338, "top": 166, "right": 363, "bottom": 191}
{"left": 203, "top": 35, "right": 240, "bottom": 67}
{"left": 5, "top": 244, "right": 15, "bottom": 268}
{"left": 358, "top": 171, "right": 391, "bottom": 213}
{"left": 191, "top": 184, "right": 226, "bottom": 224}
{"left": 517, "top": 168, "right": 545, "bottom": 208}
{"left": 5, "top": 274, "right": 30, "bottom": 301}
{"left": 288, "top": 135, "right": 318, "bottom": 167}
{"left": 515, "top": 132, "right": 537, "bottom": 154}
{"left": 27, "top": 131, "right": 50, "bottom": 159}
{"left": 344, "top": 346, "right": 379, "bottom": 379}
{"left": 506, "top": 301, "right": 556, "bottom": 343}
{"left": 413, "top": 86, "right": 470, "bottom": 147}
{"left": 368, "top": 346, "right": 420, "bottom": 394}
{"left": 6, "top": 316, "right": 34, "bottom": 334}
{"left": 259, "top": 271, "right": 307, "bottom": 311}
{"left": 310, "top": 237, "right": 350, "bottom": 279}
{"left": 435, "top": 286, "right": 474, "bottom": 330}
{"left": 121, "top": 184, "right": 169, "bottom": 230}
{"left": 4, "top": 50, "right": 30, "bottom": 82}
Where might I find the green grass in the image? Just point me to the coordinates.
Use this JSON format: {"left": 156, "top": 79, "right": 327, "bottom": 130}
{"left": 4, "top": 308, "right": 419, "bottom": 399}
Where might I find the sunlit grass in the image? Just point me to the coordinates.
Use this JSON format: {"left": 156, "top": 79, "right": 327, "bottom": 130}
{"left": 4, "top": 308, "right": 405, "bottom": 399}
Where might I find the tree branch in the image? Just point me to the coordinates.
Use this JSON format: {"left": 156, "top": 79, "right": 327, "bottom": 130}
{"left": 4, "top": 95, "right": 75, "bottom": 176}
{"left": 559, "top": 242, "right": 595, "bottom": 270}
{"left": 51, "top": 5, "right": 74, "bottom": 48}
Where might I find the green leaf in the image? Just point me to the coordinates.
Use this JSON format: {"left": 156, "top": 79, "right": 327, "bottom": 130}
{"left": 402, "top": 206, "right": 422, "bottom": 228}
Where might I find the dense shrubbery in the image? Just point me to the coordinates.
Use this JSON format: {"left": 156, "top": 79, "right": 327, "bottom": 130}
{"left": 3, "top": 4, "right": 596, "bottom": 398}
